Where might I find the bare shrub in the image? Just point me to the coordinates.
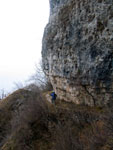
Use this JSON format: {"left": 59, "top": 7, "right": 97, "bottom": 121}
{"left": 13, "top": 82, "right": 24, "bottom": 90}
{"left": 11, "top": 94, "right": 49, "bottom": 129}
{"left": 8, "top": 91, "right": 50, "bottom": 150}
{"left": 29, "top": 63, "right": 53, "bottom": 92}
{"left": 0, "top": 89, "right": 7, "bottom": 100}
{"left": 54, "top": 122, "right": 83, "bottom": 150}
{"left": 82, "top": 121, "right": 107, "bottom": 150}
{"left": 25, "top": 83, "right": 41, "bottom": 93}
{"left": 101, "top": 109, "right": 113, "bottom": 149}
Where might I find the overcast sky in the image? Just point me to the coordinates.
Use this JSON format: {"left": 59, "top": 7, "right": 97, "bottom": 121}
{"left": 0, "top": 0, "right": 49, "bottom": 93}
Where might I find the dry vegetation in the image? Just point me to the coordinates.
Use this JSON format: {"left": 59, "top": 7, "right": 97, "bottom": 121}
{"left": 0, "top": 87, "right": 113, "bottom": 150}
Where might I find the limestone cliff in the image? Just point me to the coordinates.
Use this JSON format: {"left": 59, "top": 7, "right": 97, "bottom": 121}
{"left": 42, "top": 0, "right": 113, "bottom": 106}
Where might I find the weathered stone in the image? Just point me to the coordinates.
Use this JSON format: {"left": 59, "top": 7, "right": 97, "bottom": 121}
{"left": 42, "top": 0, "right": 113, "bottom": 106}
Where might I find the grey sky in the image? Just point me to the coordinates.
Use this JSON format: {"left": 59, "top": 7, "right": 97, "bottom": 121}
{"left": 0, "top": 0, "right": 49, "bottom": 92}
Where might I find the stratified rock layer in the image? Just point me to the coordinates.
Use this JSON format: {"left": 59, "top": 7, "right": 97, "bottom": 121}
{"left": 42, "top": 0, "right": 113, "bottom": 106}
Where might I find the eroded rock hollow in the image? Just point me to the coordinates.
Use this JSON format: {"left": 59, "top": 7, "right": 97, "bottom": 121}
{"left": 42, "top": 0, "right": 113, "bottom": 106}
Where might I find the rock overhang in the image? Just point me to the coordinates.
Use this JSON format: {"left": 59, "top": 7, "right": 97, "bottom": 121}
{"left": 42, "top": 0, "right": 113, "bottom": 106}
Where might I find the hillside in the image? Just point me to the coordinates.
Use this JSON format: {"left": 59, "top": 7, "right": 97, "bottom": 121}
{"left": 1, "top": 0, "right": 113, "bottom": 149}
{"left": 0, "top": 88, "right": 113, "bottom": 150}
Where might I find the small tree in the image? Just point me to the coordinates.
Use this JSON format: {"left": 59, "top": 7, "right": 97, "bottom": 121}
{"left": 0, "top": 89, "right": 7, "bottom": 100}
{"left": 13, "top": 82, "right": 24, "bottom": 90}
{"left": 29, "top": 62, "right": 52, "bottom": 91}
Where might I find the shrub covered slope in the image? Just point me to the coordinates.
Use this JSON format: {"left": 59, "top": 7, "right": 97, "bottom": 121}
{"left": 0, "top": 88, "right": 113, "bottom": 150}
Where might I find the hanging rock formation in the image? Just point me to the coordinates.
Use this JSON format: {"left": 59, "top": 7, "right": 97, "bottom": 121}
{"left": 42, "top": 0, "right": 113, "bottom": 106}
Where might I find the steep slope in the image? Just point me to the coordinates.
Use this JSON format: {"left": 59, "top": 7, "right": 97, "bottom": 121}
{"left": 0, "top": 89, "right": 51, "bottom": 150}
{"left": 42, "top": 0, "right": 113, "bottom": 106}
{"left": 0, "top": 89, "right": 113, "bottom": 150}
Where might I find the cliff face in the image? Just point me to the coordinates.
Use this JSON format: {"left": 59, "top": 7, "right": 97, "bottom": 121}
{"left": 42, "top": 0, "right": 113, "bottom": 106}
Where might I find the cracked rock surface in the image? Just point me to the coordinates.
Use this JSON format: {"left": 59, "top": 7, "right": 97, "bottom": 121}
{"left": 42, "top": 0, "right": 113, "bottom": 106}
